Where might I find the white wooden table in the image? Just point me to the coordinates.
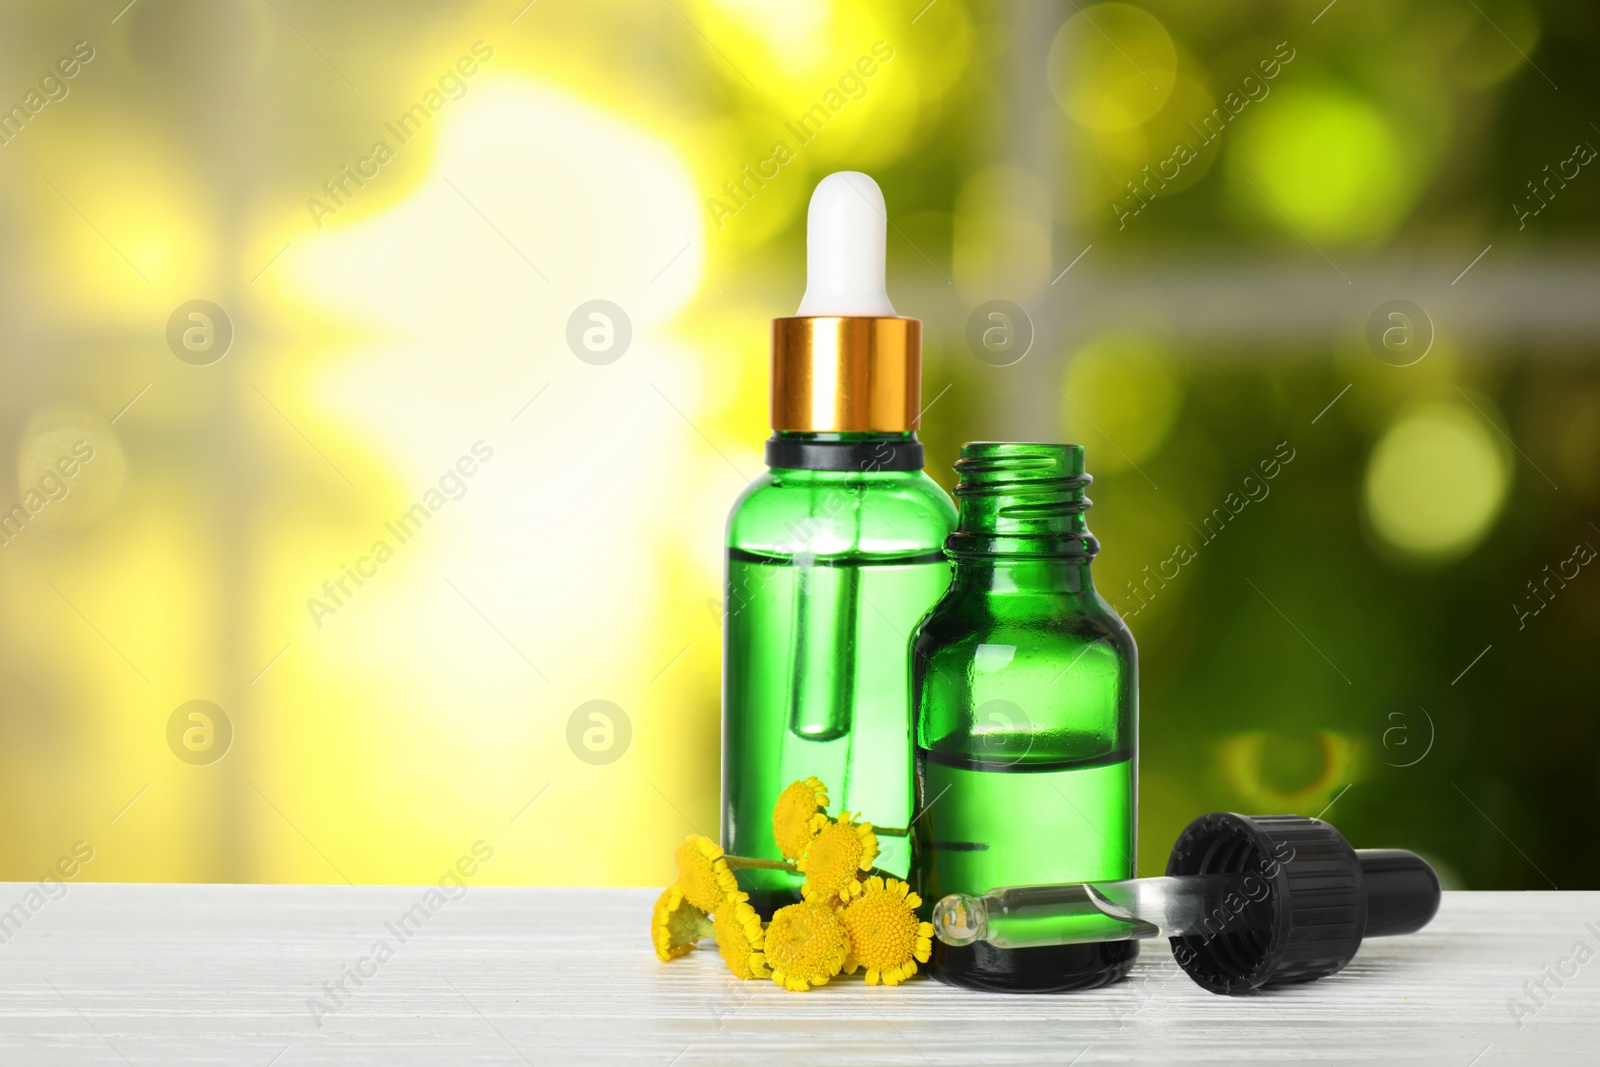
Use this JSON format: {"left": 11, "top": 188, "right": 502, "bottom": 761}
{"left": 0, "top": 886, "right": 1593, "bottom": 1064}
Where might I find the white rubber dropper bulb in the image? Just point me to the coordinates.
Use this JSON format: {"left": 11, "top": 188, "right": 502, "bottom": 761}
{"left": 795, "top": 171, "right": 897, "bottom": 317}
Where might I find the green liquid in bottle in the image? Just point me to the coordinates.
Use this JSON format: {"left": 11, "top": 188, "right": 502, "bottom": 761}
{"left": 724, "top": 442, "right": 955, "bottom": 915}
{"left": 916, "top": 752, "right": 1135, "bottom": 949}
{"left": 912, "top": 443, "right": 1139, "bottom": 992}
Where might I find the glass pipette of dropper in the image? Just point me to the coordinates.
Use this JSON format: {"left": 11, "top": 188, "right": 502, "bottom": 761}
{"left": 929, "top": 813, "right": 1443, "bottom": 995}
{"left": 934, "top": 871, "right": 1263, "bottom": 950}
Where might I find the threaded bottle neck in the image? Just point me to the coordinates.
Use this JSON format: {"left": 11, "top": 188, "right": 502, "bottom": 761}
{"left": 946, "top": 442, "right": 1098, "bottom": 560}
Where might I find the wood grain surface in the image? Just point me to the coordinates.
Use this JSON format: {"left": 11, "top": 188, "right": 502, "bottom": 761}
{"left": 0, "top": 886, "right": 1594, "bottom": 1064}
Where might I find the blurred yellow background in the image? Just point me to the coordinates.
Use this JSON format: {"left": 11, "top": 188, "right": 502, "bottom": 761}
{"left": 1, "top": 1, "right": 1595, "bottom": 889}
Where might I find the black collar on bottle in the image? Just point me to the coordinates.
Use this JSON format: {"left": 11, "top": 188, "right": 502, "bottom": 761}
{"left": 764, "top": 435, "right": 924, "bottom": 472}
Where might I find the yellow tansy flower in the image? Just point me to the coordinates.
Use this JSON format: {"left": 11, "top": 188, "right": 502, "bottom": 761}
{"left": 674, "top": 835, "right": 739, "bottom": 913}
{"left": 771, "top": 777, "right": 830, "bottom": 860}
{"left": 797, "top": 812, "right": 878, "bottom": 902}
{"left": 838, "top": 877, "right": 933, "bottom": 986}
{"left": 713, "top": 890, "right": 771, "bottom": 980}
{"left": 651, "top": 885, "right": 714, "bottom": 962}
{"left": 763, "top": 899, "right": 851, "bottom": 991}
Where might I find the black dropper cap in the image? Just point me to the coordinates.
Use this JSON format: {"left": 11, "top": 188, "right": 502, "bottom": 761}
{"left": 1164, "top": 813, "right": 1440, "bottom": 995}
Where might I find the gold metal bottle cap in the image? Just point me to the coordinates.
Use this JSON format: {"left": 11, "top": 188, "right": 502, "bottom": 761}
{"left": 770, "top": 315, "right": 921, "bottom": 433}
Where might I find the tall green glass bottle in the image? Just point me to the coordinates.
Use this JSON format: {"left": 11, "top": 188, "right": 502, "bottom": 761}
{"left": 724, "top": 431, "right": 955, "bottom": 913}
{"left": 912, "top": 442, "right": 1138, "bottom": 992}
{"left": 723, "top": 172, "right": 956, "bottom": 914}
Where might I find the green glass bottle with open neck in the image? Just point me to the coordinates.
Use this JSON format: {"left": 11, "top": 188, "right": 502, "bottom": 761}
{"left": 912, "top": 442, "right": 1138, "bottom": 992}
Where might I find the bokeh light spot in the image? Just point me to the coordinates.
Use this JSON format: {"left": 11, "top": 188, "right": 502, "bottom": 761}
{"left": 953, "top": 167, "right": 1050, "bottom": 296}
{"left": 1364, "top": 400, "right": 1510, "bottom": 561}
{"left": 1231, "top": 88, "right": 1408, "bottom": 244}
{"left": 1049, "top": 4, "right": 1177, "bottom": 131}
{"left": 1218, "top": 730, "right": 1357, "bottom": 812}
{"left": 1061, "top": 333, "right": 1181, "bottom": 472}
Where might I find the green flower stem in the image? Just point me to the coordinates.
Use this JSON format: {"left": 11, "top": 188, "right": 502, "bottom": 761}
{"left": 725, "top": 855, "right": 795, "bottom": 872}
